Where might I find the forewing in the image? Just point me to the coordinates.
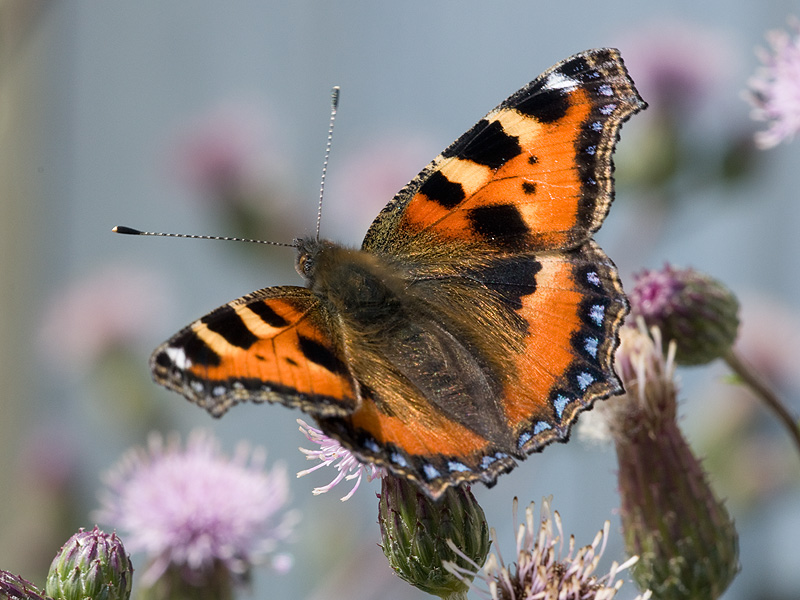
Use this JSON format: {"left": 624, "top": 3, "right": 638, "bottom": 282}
{"left": 150, "top": 286, "right": 358, "bottom": 418}
{"left": 361, "top": 48, "right": 645, "bottom": 256}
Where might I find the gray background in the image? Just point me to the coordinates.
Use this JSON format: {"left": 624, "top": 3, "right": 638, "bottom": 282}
{"left": 2, "top": 2, "right": 799, "bottom": 599}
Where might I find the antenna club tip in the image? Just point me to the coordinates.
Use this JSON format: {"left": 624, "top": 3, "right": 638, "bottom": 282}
{"left": 113, "top": 225, "right": 142, "bottom": 235}
{"left": 331, "top": 86, "right": 340, "bottom": 108}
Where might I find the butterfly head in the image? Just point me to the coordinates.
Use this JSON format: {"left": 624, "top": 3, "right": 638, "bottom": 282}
{"left": 294, "top": 237, "right": 337, "bottom": 281}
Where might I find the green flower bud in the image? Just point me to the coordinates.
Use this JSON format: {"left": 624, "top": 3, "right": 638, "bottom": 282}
{"left": 0, "top": 571, "right": 52, "bottom": 600}
{"left": 629, "top": 265, "right": 739, "bottom": 365}
{"left": 378, "top": 475, "right": 489, "bottom": 599}
{"left": 611, "top": 327, "right": 740, "bottom": 599}
{"left": 618, "top": 419, "right": 740, "bottom": 599}
{"left": 45, "top": 527, "right": 133, "bottom": 600}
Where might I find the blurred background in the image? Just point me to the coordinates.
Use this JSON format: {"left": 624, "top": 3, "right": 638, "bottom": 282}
{"left": 2, "top": 1, "right": 799, "bottom": 598}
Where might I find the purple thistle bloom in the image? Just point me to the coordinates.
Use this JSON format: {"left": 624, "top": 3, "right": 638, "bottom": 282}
{"left": 95, "top": 430, "right": 297, "bottom": 586}
{"left": 628, "top": 264, "right": 739, "bottom": 366}
{"left": 296, "top": 419, "right": 385, "bottom": 501}
{"left": 620, "top": 19, "right": 731, "bottom": 114}
{"left": 446, "top": 498, "right": 650, "bottom": 600}
{"left": 747, "top": 16, "right": 800, "bottom": 148}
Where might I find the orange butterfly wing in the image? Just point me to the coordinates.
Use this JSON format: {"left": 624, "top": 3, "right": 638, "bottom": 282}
{"left": 364, "top": 48, "right": 642, "bottom": 255}
{"left": 314, "top": 48, "right": 644, "bottom": 497}
{"left": 150, "top": 286, "right": 358, "bottom": 418}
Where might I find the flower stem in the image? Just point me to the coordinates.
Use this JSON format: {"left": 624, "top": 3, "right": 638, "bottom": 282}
{"left": 724, "top": 349, "right": 800, "bottom": 458}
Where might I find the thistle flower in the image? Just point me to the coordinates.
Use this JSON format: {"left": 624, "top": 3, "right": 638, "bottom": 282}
{"left": 628, "top": 264, "right": 739, "bottom": 366}
{"left": 379, "top": 475, "right": 489, "bottom": 599}
{"left": 169, "top": 103, "right": 299, "bottom": 243}
{"left": 329, "top": 135, "right": 436, "bottom": 238}
{"left": 95, "top": 430, "right": 296, "bottom": 598}
{"left": 45, "top": 527, "right": 133, "bottom": 600}
{"left": 747, "top": 16, "right": 800, "bottom": 148}
{"left": 171, "top": 104, "right": 274, "bottom": 198}
{"left": 296, "top": 419, "right": 385, "bottom": 501}
{"left": 607, "top": 327, "right": 739, "bottom": 599}
{"left": 620, "top": 19, "right": 731, "bottom": 113}
{"left": 447, "top": 497, "right": 648, "bottom": 600}
{"left": 0, "top": 571, "right": 51, "bottom": 600}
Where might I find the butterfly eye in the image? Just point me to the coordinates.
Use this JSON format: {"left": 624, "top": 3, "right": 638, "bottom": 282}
{"left": 296, "top": 253, "right": 314, "bottom": 278}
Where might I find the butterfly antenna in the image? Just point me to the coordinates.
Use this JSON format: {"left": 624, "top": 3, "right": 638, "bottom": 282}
{"left": 316, "top": 86, "right": 340, "bottom": 242}
{"left": 112, "top": 225, "right": 297, "bottom": 247}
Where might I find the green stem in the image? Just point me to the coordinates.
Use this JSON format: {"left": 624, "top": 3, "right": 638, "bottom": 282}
{"left": 724, "top": 349, "right": 800, "bottom": 458}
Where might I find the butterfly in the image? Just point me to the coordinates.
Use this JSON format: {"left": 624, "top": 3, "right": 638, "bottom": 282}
{"left": 149, "top": 48, "right": 645, "bottom": 499}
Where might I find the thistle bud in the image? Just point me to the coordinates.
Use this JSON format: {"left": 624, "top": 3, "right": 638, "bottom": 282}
{"left": 378, "top": 475, "right": 489, "bottom": 598}
{"left": 629, "top": 265, "right": 739, "bottom": 365}
{"left": 611, "top": 327, "right": 740, "bottom": 598}
{"left": 45, "top": 527, "right": 133, "bottom": 600}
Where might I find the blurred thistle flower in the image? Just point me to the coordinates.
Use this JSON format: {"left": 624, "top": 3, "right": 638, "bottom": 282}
{"left": 45, "top": 527, "right": 133, "bottom": 600}
{"left": 620, "top": 19, "right": 732, "bottom": 113}
{"left": 169, "top": 102, "right": 300, "bottom": 244}
{"left": 380, "top": 475, "right": 489, "bottom": 599}
{"left": 628, "top": 264, "right": 739, "bottom": 366}
{"left": 605, "top": 326, "right": 740, "bottom": 599}
{"left": 447, "top": 497, "right": 648, "bottom": 600}
{"left": 39, "top": 264, "right": 171, "bottom": 374}
{"left": 0, "top": 571, "right": 51, "bottom": 600}
{"left": 171, "top": 103, "right": 273, "bottom": 197}
{"left": 747, "top": 16, "right": 800, "bottom": 148}
{"left": 296, "top": 419, "right": 385, "bottom": 501}
{"left": 328, "top": 135, "right": 436, "bottom": 238}
{"left": 18, "top": 425, "right": 77, "bottom": 504}
{"left": 95, "top": 430, "right": 296, "bottom": 598}
{"left": 616, "top": 21, "right": 745, "bottom": 193}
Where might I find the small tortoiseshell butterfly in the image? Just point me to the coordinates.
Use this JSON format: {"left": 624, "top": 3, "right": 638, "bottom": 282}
{"left": 148, "top": 48, "right": 645, "bottom": 499}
